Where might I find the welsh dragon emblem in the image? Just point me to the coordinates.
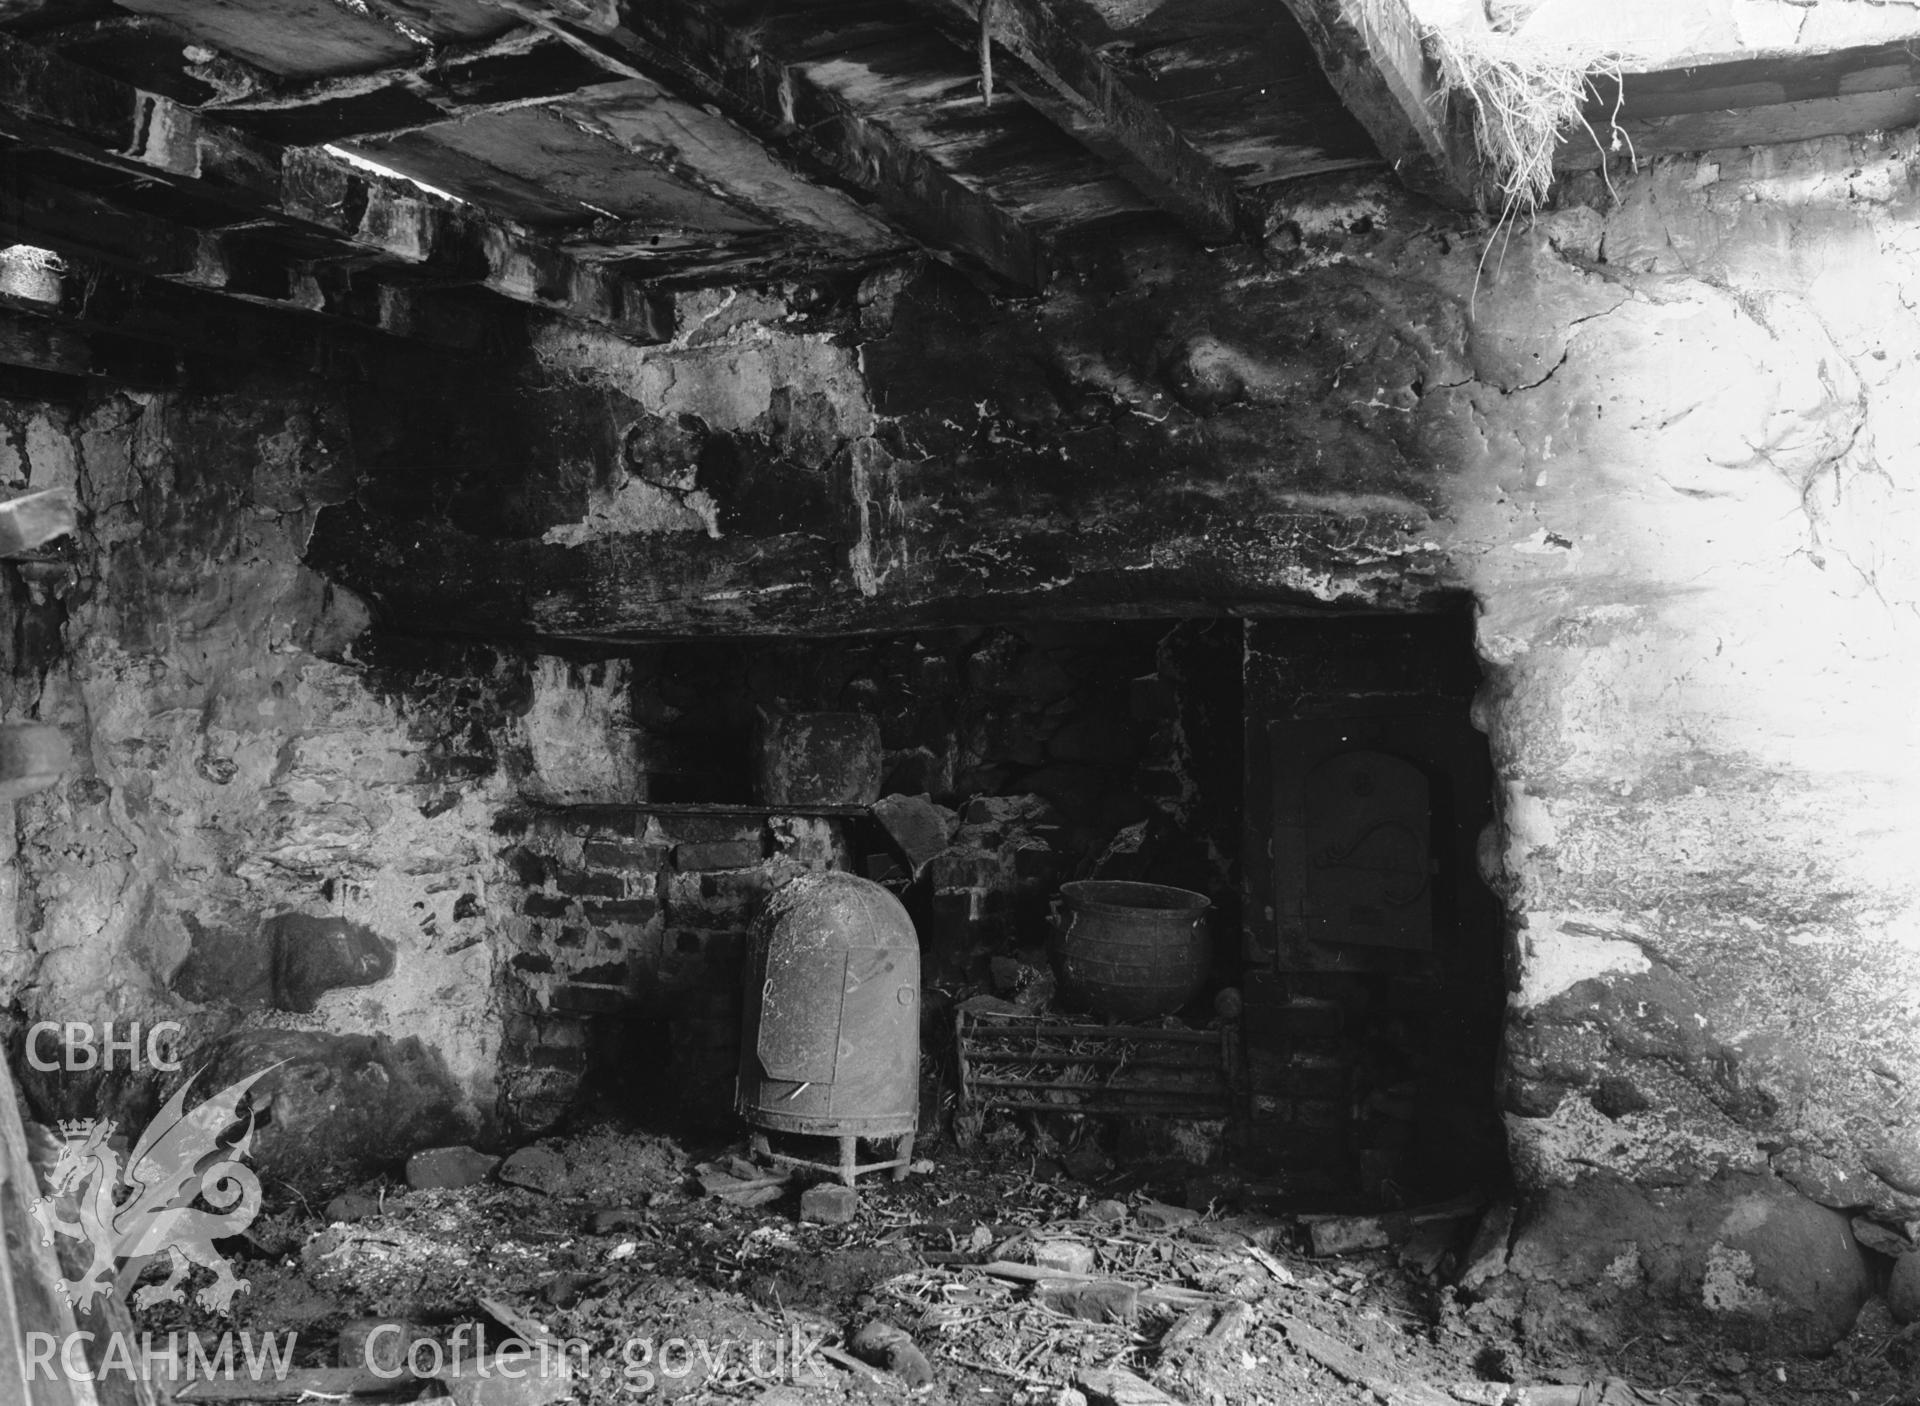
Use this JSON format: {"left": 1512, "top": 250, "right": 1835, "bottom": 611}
{"left": 29, "top": 1066, "right": 275, "bottom": 1313}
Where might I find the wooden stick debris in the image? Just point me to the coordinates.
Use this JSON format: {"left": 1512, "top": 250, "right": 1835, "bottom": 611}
{"left": 1300, "top": 1194, "right": 1485, "bottom": 1258}
{"left": 973, "top": 1261, "right": 1222, "bottom": 1308}
{"left": 1278, "top": 1315, "right": 1456, "bottom": 1406}
{"left": 947, "top": 1352, "right": 1060, "bottom": 1387}
{"left": 1243, "top": 1241, "right": 1295, "bottom": 1285}
{"left": 171, "top": 1369, "right": 423, "bottom": 1401}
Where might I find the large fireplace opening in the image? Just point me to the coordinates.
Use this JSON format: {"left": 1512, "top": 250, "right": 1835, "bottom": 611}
{"left": 496, "top": 606, "right": 1505, "bottom": 1213}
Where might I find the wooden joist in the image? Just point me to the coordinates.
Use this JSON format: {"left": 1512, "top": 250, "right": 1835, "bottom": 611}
{"left": 499, "top": 0, "right": 1052, "bottom": 290}
{"left": 0, "top": 162, "right": 522, "bottom": 355}
{"left": 0, "top": 32, "right": 672, "bottom": 343}
{"left": 276, "top": 146, "right": 666, "bottom": 337}
{"left": 1271, "top": 0, "right": 1479, "bottom": 210}
{"left": 0, "top": 167, "right": 202, "bottom": 283}
{"left": 912, "top": 0, "right": 1247, "bottom": 245}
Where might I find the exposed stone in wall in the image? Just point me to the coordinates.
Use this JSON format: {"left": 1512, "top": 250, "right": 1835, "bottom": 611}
{"left": 0, "top": 390, "right": 641, "bottom": 1192}
{"left": 1504, "top": 1173, "right": 1872, "bottom": 1353}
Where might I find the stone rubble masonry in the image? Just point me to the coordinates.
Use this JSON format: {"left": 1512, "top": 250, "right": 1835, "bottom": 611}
{"left": 495, "top": 808, "right": 850, "bottom": 1133}
{"left": 0, "top": 388, "right": 648, "bottom": 1186}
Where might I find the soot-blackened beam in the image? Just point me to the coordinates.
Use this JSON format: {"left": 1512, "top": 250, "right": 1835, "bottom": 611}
{"left": 913, "top": 0, "right": 1246, "bottom": 245}
{"left": 0, "top": 252, "right": 486, "bottom": 390}
{"left": 0, "top": 164, "right": 511, "bottom": 354}
{"left": 1271, "top": 0, "right": 1477, "bottom": 210}
{"left": 495, "top": 0, "right": 1050, "bottom": 291}
{"left": 0, "top": 33, "right": 672, "bottom": 342}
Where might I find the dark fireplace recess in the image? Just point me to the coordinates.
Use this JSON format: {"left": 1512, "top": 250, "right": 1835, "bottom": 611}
{"left": 498, "top": 612, "right": 1505, "bottom": 1212}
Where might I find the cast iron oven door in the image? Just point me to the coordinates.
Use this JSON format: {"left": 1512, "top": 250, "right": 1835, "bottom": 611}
{"left": 757, "top": 949, "right": 912, "bottom": 1087}
{"left": 1301, "top": 748, "right": 1432, "bottom": 951}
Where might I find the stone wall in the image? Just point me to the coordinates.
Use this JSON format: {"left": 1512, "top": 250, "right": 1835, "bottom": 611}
{"left": 11, "top": 115, "right": 1920, "bottom": 1339}
{"left": 304, "top": 123, "right": 1920, "bottom": 1341}
{"left": 1450, "top": 148, "right": 1920, "bottom": 1212}
{"left": 1447, "top": 142, "right": 1920, "bottom": 1344}
{"left": 0, "top": 389, "right": 643, "bottom": 1193}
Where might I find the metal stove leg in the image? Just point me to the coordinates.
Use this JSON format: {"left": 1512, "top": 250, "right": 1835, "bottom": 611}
{"left": 839, "top": 1135, "right": 858, "bottom": 1187}
{"left": 892, "top": 1133, "right": 914, "bottom": 1181}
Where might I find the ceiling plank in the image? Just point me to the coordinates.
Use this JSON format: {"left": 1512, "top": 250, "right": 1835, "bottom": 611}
{"left": 21, "top": 13, "right": 274, "bottom": 107}
{"left": 1083, "top": 8, "right": 1384, "bottom": 187}
{"left": 909, "top": 0, "right": 1248, "bottom": 244}
{"left": 0, "top": 31, "right": 673, "bottom": 340}
{"left": 114, "top": 0, "right": 429, "bottom": 79}
{"left": 553, "top": 83, "right": 905, "bottom": 255}
{"left": 204, "top": 28, "right": 625, "bottom": 144}
{"left": 357, "top": 104, "right": 774, "bottom": 232}
{"left": 1269, "top": 0, "right": 1478, "bottom": 210}
{"left": 493, "top": 0, "right": 1051, "bottom": 290}
{"left": 783, "top": 33, "right": 1150, "bottom": 233}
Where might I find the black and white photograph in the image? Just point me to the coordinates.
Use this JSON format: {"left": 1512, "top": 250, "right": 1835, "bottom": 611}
{"left": 0, "top": 0, "right": 1916, "bottom": 1402}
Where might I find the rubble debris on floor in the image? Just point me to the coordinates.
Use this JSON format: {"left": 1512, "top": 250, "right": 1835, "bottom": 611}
{"left": 120, "top": 1126, "right": 1920, "bottom": 1406}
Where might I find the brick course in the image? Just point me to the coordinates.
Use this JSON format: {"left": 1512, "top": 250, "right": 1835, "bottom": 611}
{"left": 495, "top": 808, "right": 848, "bottom": 1134}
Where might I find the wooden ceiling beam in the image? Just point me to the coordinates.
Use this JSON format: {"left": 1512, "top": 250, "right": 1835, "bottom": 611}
{"left": 0, "top": 32, "right": 673, "bottom": 342}
{"left": 0, "top": 163, "right": 206, "bottom": 280}
{"left": 492, "top": 0, "right": 1051, "bottom": 291}
{"left": 0, "top": 305, "right": 179, "bottom": 389}
{"left": 0, "top": 245, "right": 508, "bottom": 390}
{"left": 911, "top": 0, "right": 1248, "bottom": 245}
{"left": 1269, "top": 0, "right": 1478, "bottom": 210}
